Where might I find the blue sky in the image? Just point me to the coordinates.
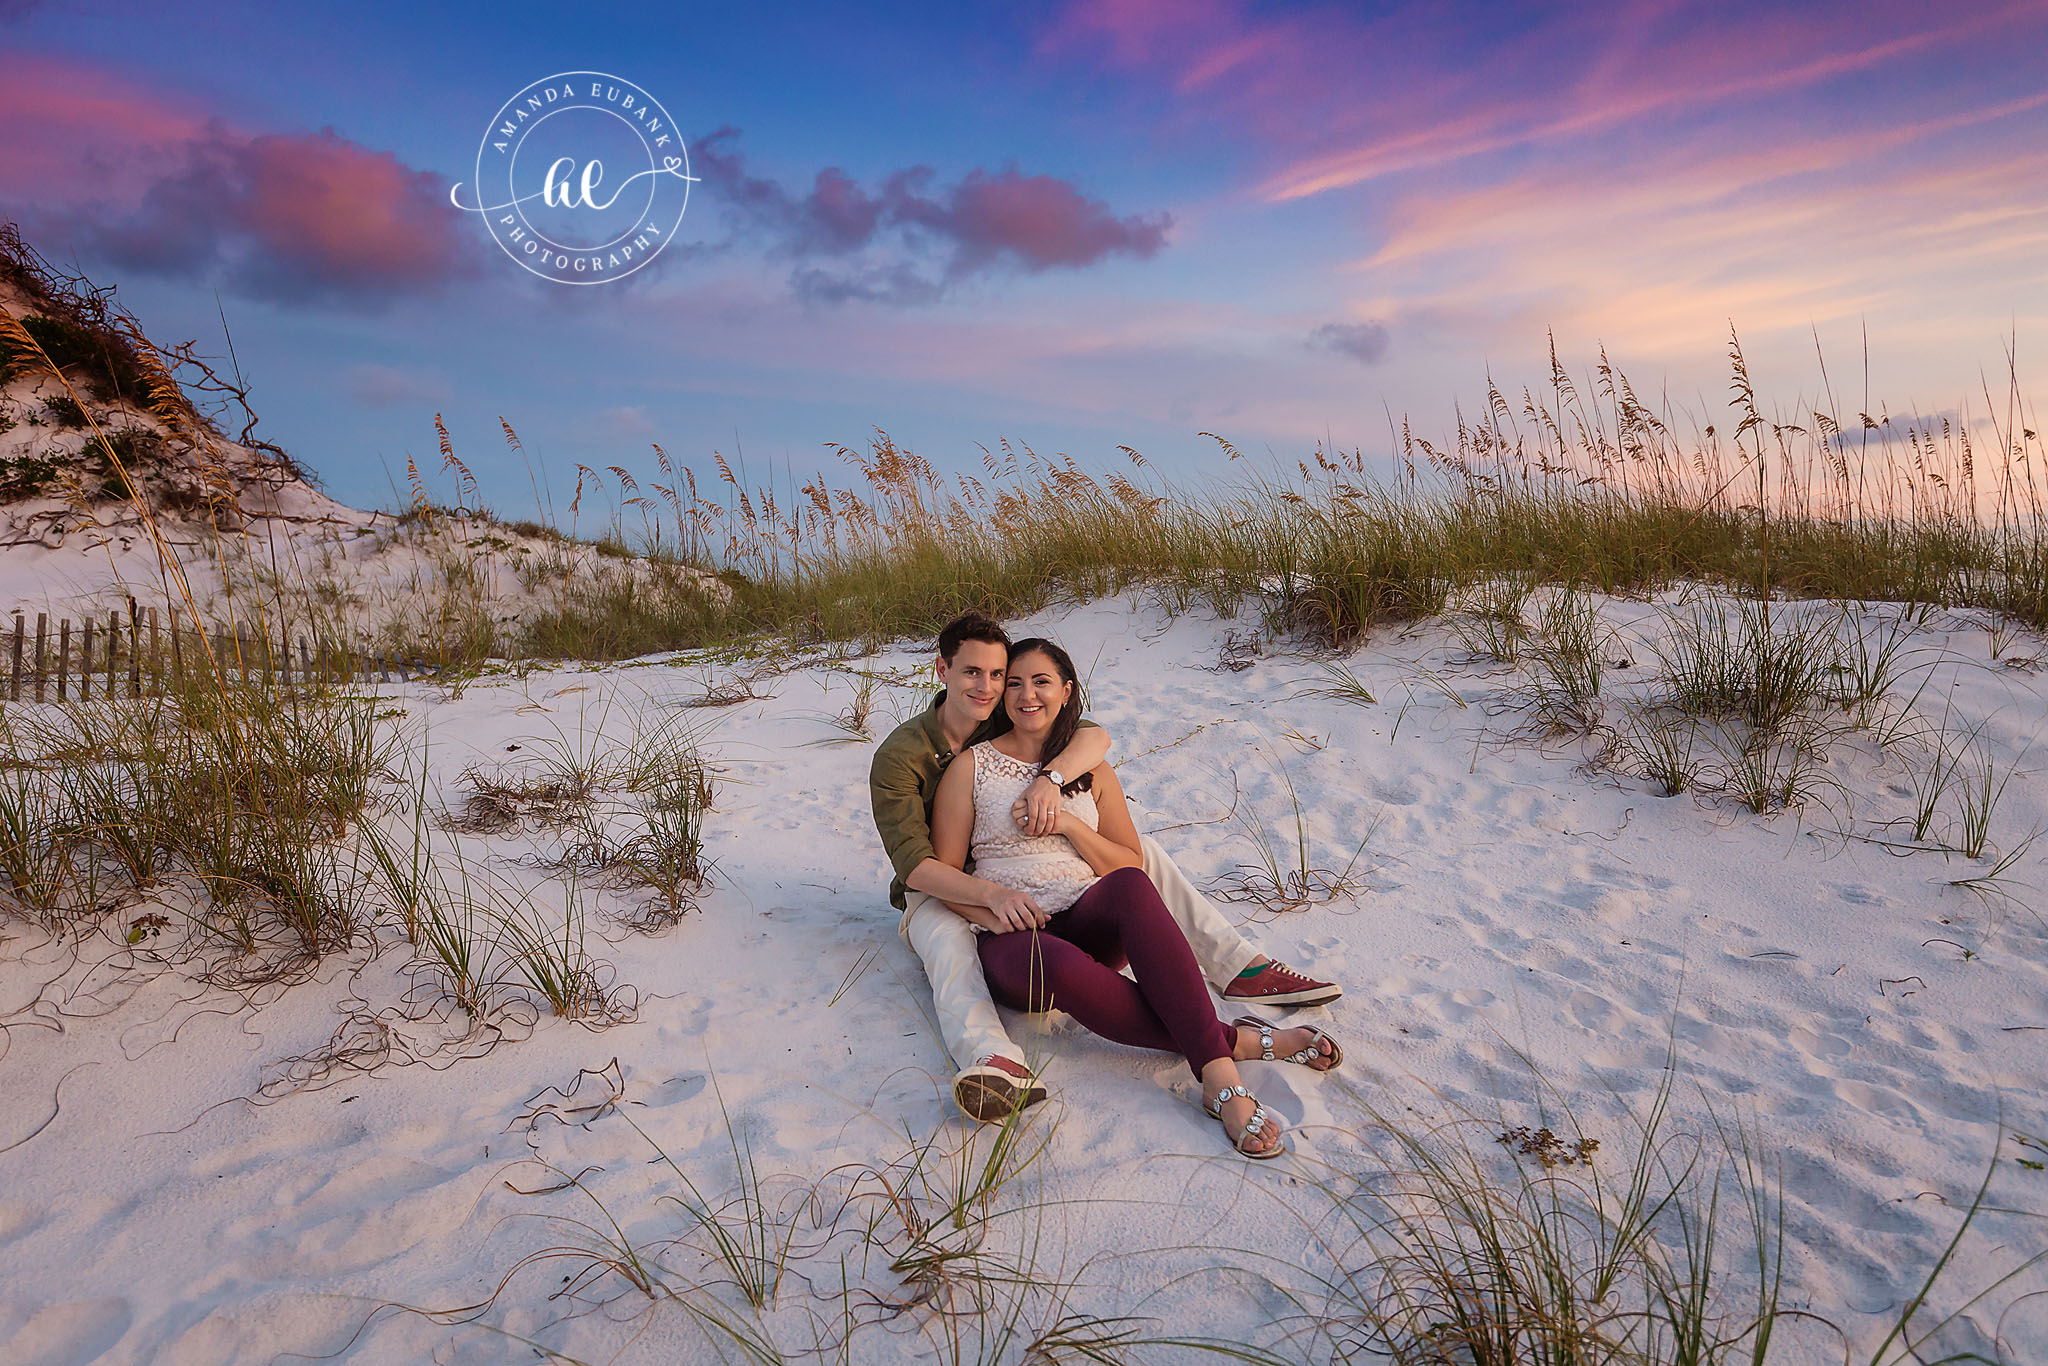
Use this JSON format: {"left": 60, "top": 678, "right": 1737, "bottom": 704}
{"left": 5, "top": 0, "right": 2045, "bottom": 518}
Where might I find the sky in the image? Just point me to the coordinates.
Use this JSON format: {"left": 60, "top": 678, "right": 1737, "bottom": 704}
{"left": 3, "top": 0, "right": 2046, "bottom": 518}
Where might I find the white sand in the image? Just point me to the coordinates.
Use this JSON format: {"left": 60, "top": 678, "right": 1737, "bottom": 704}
{"left": 1, "top": 589, "right": 2045, "bottom": 1363}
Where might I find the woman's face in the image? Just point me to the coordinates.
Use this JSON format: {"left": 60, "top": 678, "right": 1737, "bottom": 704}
{"left": 1004, "top": 650, "right": 1072, "bottom": 736}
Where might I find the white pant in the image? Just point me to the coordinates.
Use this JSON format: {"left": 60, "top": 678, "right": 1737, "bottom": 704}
{"left": 897, "top": 835, "right": 1262, "bottom": 1072}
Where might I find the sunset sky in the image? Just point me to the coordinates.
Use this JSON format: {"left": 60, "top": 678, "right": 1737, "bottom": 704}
{"left": 4, "top": 0, "right": 2045, "bottom": 515}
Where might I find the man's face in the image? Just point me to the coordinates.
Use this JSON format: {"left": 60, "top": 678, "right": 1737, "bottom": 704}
{"left": 935, "top": 639, "right": 1007, "bottom": 721}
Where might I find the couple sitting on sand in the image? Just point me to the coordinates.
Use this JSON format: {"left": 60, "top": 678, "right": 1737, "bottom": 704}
{"left": 868, "top": 613, "right": 1345, "bottom": 1158}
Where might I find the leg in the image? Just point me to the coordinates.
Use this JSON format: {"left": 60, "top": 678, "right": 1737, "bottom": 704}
{"left": 1139, "top": 835, "right": 1261, "bottom": 987}
{"left": 1043, "top": 869, "right": 1238, "bottom": 1081}
{"left": 1060, "top": 872, "right": 1286, "bottom": 1156}
{"left": 1140, "top": 836, "right": 1342, "bottom": 1007}
{"left": 979, "top": 922, "right": 1184, "bottom": 1056}
{"left": 900, "top": 892, "right": 1021, "bottom": 1071}
{"left": 981, "top": 875, "right": 1287, "bottom": 1158}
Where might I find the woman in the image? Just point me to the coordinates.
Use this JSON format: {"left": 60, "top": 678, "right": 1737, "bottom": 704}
{"left": 930, "top": 637, "right": 1341, "bottom": 1158}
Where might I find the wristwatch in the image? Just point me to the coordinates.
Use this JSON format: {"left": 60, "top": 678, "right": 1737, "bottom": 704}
{"left": 1042, "top": 768, "right": 1066, "bottom": 789}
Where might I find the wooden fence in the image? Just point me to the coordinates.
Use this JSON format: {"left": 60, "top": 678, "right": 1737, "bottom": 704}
{"left": 5, "top": 599, "right": 417, "bottom": 703}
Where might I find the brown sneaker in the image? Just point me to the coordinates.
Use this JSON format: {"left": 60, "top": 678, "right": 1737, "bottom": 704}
{"left": 1221, "top": 961, "right": 1342, "bottom": 1008}
{"left": 953, "top": 1055, "right": 1048, "bottom": 1123}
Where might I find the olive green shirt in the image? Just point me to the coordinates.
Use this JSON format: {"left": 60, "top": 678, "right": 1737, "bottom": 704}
{"left": 869, "top": 694, "right": 1097, "bottom": 910}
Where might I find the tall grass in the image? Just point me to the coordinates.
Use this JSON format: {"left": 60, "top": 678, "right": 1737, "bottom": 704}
{"left": 374, "top": 331, "right": 2046, "bottom": 671}
{"left": 1526, "top": 586, "right": 1613, "bottom": 734}
{"left": 0, "top": 675, "right": 390, "bottom": 961}
{"left": 0, "top": 245, "right": 667, "bottom": 1052}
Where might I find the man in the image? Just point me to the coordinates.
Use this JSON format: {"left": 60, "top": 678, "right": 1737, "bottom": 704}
{"left": 870, "top": 611, "right": 1342, "bottom": 1122}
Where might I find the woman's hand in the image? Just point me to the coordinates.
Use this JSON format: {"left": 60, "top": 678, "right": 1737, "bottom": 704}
{"left": 1013, "top": 774, "right": 1063, "bottom": 837}
{"left": 986, "top": 888, "right": 1049, "bottom": 932}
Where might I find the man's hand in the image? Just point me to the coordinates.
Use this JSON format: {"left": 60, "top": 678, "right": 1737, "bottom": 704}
{"left": 1013, "top": 774, "right": 1065, "bottom": 837}
{"left": 987, "top": 888, "right": 1049, "bottom": 932}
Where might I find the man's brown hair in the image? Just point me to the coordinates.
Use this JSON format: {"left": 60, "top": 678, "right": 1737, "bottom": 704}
{"left": 937, "top": 611, "right": 1010, "bottom": 662}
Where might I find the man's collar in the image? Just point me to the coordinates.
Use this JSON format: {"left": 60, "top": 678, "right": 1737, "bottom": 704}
{"left": 920, "top": 694, "right": 958, "bottom": 753}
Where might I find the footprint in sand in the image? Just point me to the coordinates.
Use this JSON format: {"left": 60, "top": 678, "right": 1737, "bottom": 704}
{"left": 1430, "top": 988, "right": 1496, "bottom": 1023}
{"left": 1789, "top": 1023, "right": 1853, "bottom": 1061}
{"left": 0, "top": 1297, "right": 132, "bottom": 1364}
{"left": 1588, "top": 890, "right": 1648, "bottom": 925}
{"left": 1584, "top": 1041, "right": 1666, "bottom": 1071}
{"left": 1566, "top": 989, "right": 1620, "bottom": 1031}
{"left": 0, "top": 1203, "right": 45, "bottom": 1242}
{"left": 1833, "top": 1079, "right": 1919, "bottom": 1118}
{"left": 1549, "top": 953, "right": 1599, "bottom": 985}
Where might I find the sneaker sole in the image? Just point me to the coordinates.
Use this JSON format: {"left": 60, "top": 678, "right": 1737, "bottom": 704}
{"left": 954, "top": 1073, "right": 1048, "bottom": 1124}
{"left": 1224, "top": 984, "right": 1343, "bottom": 1008}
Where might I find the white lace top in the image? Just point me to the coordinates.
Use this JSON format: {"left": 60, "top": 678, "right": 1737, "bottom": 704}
{"left": 967, "top": 741, "right": 1101, "bottom": 917}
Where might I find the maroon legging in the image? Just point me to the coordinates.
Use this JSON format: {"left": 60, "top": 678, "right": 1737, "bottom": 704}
{"left": 977, "top": 866, "right": 1235, "bottom": 1081}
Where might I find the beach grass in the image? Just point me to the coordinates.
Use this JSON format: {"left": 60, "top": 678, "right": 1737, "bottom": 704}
{"left": 322, "top": 323, "right": 2045, "bottom": 680}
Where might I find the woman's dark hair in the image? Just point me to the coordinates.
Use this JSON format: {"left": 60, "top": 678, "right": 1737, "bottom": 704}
{"left": 937, "top": 611, "right": 1009, "bottom": 662}
{"left": 1004, "top": 637, "right": 1091, "bottom": 794}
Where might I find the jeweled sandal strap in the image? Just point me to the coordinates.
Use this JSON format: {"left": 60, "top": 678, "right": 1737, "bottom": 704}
{"left": 1288, "top": 1028, "right": 1333, "bottom": 1066}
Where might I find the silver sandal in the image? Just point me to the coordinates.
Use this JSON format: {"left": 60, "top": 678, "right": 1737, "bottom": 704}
{"left": 1233, "top": 1015, "right": 1343, "bottom": 1071}
{"left": 1204, "top": 1083, "right": 1288, "bottom": 1159}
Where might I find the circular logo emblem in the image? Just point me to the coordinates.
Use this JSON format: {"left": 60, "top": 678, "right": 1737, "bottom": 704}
{"left": 458, "top": 72, "right": 693, "bottom": 285}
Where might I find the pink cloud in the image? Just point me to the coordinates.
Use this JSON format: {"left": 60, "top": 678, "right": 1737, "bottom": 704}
{"left": 0, "top": 54, "right": 211, "bottom": 193}
{"left": 1045, "top": 1, "right": 2048, "bottom": 200}
{"left": 1335, "top": 127, "right": 2048, "bottom": 367}
{"left": 1, "top": 53, "right": 475, "bottom": 304}
{"left": 897, "top": 166, "right": 1170, "bottom": 274}
{"left": 696, "top": 128, "right": 1170, "bottom": 304}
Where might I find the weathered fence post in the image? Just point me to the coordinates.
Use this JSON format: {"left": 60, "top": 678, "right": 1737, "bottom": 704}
{"left": 79, "top": 617, "right": 94, "bottom": 701}
{"left": 57, "top": 618, "right": 70, "bottom": 701}
{"left": 279, "top": 624, "right": 292, "bottom": 688}
{"left": 33, "top": 613, "right": 47, "bottom": 703}
{"left": 8, "top": 613, "right": 20, "bottom": 701}
{"left": 106, "top": 611, "right": 119, "bottom": 698}
{"left": 168, "top": 613, "right": 183, "bottom": 684}
{"left": 128, "top": 599, "right": 141, "bottom": 698}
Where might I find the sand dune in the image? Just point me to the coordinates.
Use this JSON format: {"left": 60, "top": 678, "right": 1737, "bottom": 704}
{"left": 1, "top": 590, "right": 2042, "bottom": 1362}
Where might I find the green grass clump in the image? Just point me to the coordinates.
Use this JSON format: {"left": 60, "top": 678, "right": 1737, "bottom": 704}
{"left": 0, "top": 453, "right": 60, "bottom": 498}
{"left": 1654, "top": 598, "right": 1838, "bottom": 735}
{"left": 0, "top": 313, "right": 142, "bottom": 401}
